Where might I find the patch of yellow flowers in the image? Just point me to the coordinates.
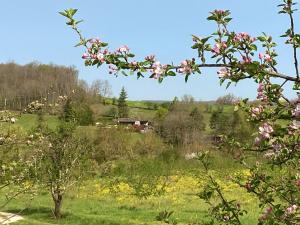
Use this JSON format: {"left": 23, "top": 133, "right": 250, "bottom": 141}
{"left": 77, "top": 169, "right": 255, "bottom": 209}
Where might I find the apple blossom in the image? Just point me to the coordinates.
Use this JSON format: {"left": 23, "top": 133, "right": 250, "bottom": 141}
{"left": 292, "top": 103, "right": 300, "bottom": 117}
{"left": 178, "top": 60, "right": 193, "bottom": 75}
{"left": 285, "top": 204, "right": 298, "bottom": 215}
{"left": 82, "top": 52, "right": 89, "bottom": 59}
{"left": 108, "top": 65, "right": 118, "bottom": 74}
{"left": 96, "top": 53, "right": 105, "bottom": 62}
{"left": 259, "top": 207, "right": 273, "bottom": 221}
{"left": 145, "top": 54, "right": 156, "bottom": 62}
{"left": 151, "top": 61, "right": 166, "bottom": 79}
{"left": 258, "top": 122, "right": 274, "bottom": 139}
{"left": 217, "top": 68, "right": 231, "bottom": 78}
{"left": 88, "top": 38, "right": 101, "bottom": 44}
{"left": 117, "top": 45, "right": 129, "bottom": 54}
{"left": 242, "top": 55, "right": 252, "bottom": 64}
{"left": 251, "top": 106, "right": 263, "bottom": 118}
{"left": 212, "top": 42, "right": 227, "bottom": 55}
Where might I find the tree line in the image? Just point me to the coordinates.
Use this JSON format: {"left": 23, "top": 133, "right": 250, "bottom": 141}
{"left": 0, "top": 62, "right": 112, "bottom": 111}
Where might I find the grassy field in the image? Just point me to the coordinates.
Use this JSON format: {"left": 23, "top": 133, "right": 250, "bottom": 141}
{"left": 2, "top": 154, "right": 261, "bottom": 225}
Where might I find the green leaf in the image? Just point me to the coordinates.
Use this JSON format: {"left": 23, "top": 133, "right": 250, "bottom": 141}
{"left": 167, "top": 71, "right": 176, "bottom": 76}
{"left": 68, "top": 8, "right": 78, "bottom": 17}
{"left": 185, "top": 75, "right": 189, "bottom": 82}
{"left": 127, "top": 53, "right": 135, "bottom": 58}
{"left": 137, "top": 72, "right": 144, "bottom": 79}
{"left": 226, "top": 82, "right": 232, "bottom": 89}
{"left": 121, "top": 71, "right": 128, "bottom": 76}
{"left": 75, "top": 19, "right": 84, "bottom": 25}
{"left": 59, "top": 11, "right": 68, "bottom": 17}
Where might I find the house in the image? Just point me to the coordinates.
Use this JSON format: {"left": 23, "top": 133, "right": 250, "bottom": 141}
{"left": 117, "top": 118, "right": 151, "bottom": 132}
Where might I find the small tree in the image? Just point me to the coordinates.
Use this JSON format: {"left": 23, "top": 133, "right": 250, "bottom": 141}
{"left": 33, "top": 122, "right": 90, "bottom": 219}
{"left": 117, "top": 87, "right": 129, "bottom": 118}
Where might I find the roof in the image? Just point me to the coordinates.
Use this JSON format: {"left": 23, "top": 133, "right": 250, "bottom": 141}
{"left": 117, "top": 118, "right": 150, "bottom": 123}
{"left": 117, "top": 118, "right": 137, "bottom": 123}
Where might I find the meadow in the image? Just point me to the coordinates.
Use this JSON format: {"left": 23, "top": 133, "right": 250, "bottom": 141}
{"left": 1, "top": 155, "right": 261, "bottom": 225}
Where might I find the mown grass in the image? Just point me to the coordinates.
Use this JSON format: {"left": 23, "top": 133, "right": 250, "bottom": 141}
{"left": 0, "top": 114, "right": 60, "bottom": 133}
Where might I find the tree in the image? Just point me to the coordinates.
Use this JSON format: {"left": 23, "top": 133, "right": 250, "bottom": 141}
{"left": 61, "top": 97, "right": 93, "bottom": 126}
{"left": 117, "top": 87, "right": 129, "bottom": 118}
{"left": 216, "top": 94, "right": 239, "bottom": 105}
{"left": 160, "top": 104, "right": 206, "bottom": 146}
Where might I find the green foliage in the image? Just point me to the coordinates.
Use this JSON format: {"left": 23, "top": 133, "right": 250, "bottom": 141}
{"left": 61, "top": 98, "right": 93, "bottom": 126}
{"left": 159, "top": 104, "right": 206, "bottom": 146}
{"left": 117, "top": 87, "right": 129, "bottom": 118}
{"left": 209, "top": 110, "right": 255, "bottom": 143}
{"left": 32, "top": 121, "right": 92, "bottom": 218}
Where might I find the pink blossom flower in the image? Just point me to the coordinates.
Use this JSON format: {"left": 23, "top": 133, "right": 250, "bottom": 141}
{"left": 90, "top": 54, "right": 97, "bottom": 59}
{"left": 89, "top": 38, "right": 101, "bottom": 44}
{"left": 97, "top": 53, "right": 105, "bottom": 63}
{"left": 103, "top": 49, "right": 109, "bottom": 55}
{"left": 257, "top": 83, "right": 268, "bottom": 101}
{"left": 217, "top": 68, "right": 231, "bottom": 78}
{"left": 289, "top": 120, "right": 300, "bottom": 130}
{"left": 272, "top": 143, "right": 282, "bottom": 152}
{"left": 178, "top": 60, "right": 193, "bottom": 74}
{"left": 296, "top": 179, "right": 300, "bottom": 187}
{"left": 82, "top": 53, "right": 89, "bottom": 59}
{"left": 288, "top": 120, "right": 300, "bottom": 135}
{"left": 259, "top": 207, "right": 273, "bottom": 221}
{"left": 212, "top": 43, "right": 221, "bottom": 54}
{"left": 151, "top": 61, "right": 166, "bottom": 79}
{"left": 129, "top": 61, "right": 138, "bottom": 67}
{"left": 145, "top": 54, "right": 156, "bottom": 62}
{"left": 258, "top": 122, "right": 274, "bottom": 139}
{"left": 257, "top": 83, "right": 264, "bottom": 92}
{"left": 254, "top": 136, "right": 262, "bottom": 145}
{"left": 292, "top": 104, "right": 300, "bottom": 117}
{"left": 285, "top": 204, "right": 298, "bottom": 215}
{"left": 117, "top": 45, "right": 129, "bottom": 54}
{"left": 242, "top": 55, "right": 252, "bottom": 64}
{"left": 108, "top": 65, "right": 118, "bottom": 74}
{"left": 212, "top": 42, "right": 227, "bottom": 55}
{"left": 259, "top": 53, "right": 264, "bottom": 60}
{"left": 264, "top": 54, "right": 272, "bottom": 62}
{"left": 234, "top": 32, "right": 255, "bottom": 44}
{"left": 214, "top": 9, "right": 225, "bottom": 14}
{"left": 251, "top": 105, "right": 263, "bottom": 118}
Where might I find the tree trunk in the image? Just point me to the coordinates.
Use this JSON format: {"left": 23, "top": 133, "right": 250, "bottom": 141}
{"left": 51, "top": 188, "right": 63, "bottom": 219}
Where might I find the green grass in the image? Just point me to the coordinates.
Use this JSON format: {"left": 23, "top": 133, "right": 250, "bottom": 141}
{"left": 17, "top": 114, "right": 60, "bottom": 131}
{"left": 1, "top": 153, "right": 261, "bottom": 225}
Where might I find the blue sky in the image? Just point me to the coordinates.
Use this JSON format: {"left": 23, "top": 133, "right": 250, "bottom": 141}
{"left": 1, "top": 0, "right": 299, "bottom": 100}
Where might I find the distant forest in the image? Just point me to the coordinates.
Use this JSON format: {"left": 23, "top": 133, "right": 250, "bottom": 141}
{"left": 0, "top": 62, "right": 112, "bottom": 111}
{"left": 0, "top": 62, "right": 78, "bottom": 110}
